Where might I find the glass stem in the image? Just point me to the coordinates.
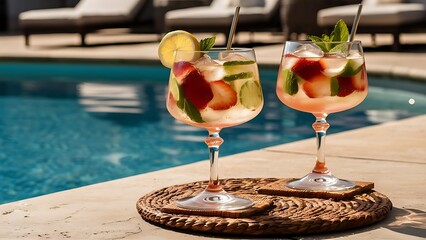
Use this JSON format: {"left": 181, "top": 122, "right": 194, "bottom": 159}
{"left": 205, "top": 131, "right": 224, "bottom": 192}
{"left": 312, "top": 115, "right": 330, "bottom": 174}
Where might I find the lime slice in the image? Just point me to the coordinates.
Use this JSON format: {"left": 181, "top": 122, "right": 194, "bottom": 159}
{"left": 169, "top": 77, "right": 180, "bottom": 101}
{"left": 223, "top": 61, "right": 257, "bottom": 91}
{"left": 340, "top": 59, "right": 363, "bottom": 77}
{"left": 223, "top": 60, "right": 255, "bottom": 66}
{"left": 223, "top": 61, "right": 256, "bottom": 74}
{"left": 282, "top": 69, "right": 298, "bottom": 95}
{"left": 158, "top": 30, "right": 201, "bottom": 68}
{"left": 330, "top": 77, "right": 339, "bottom": 96}
{"left": 239, "top": 80, "right": 263, "bottom": 110}
{"left": 223, "top": 72, "right": 253, "bottom": 81}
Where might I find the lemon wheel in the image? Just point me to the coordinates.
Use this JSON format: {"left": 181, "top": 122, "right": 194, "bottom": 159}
{"left": 158, "top": 30, "right": 201, "bottom": 68}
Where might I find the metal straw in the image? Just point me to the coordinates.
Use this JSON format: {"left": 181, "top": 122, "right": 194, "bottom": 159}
{"left": 226, "top": 6, "right": 240, "bottom": 50}
{"left": 349, "top": 4, "right": 363, "bottom": 42}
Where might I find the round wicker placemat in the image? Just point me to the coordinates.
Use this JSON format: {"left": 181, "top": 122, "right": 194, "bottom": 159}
{"left": 137, "top": 178, "right": 392, "bottom": 236}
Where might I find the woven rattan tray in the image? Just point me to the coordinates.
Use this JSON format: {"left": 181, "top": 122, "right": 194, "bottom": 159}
{"left": 136, "top": 178, "right": 392, "bottom": 236}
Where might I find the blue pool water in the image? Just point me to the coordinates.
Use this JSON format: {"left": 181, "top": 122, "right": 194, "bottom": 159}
{"left": 0, "top": 62, "right": 425, "bottom": 204}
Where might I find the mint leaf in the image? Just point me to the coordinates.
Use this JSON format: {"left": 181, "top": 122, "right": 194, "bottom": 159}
{"left": 329, "top": 43, "right": 348, "bottom": 55}
{"left": 307, "top": 35, "right": 323, "bottom": 42}
{"left": 170, "top": 73, "right": 204, "bottom": 123}
{"left": 330, "top": 19, "right": 349, "bottom": 42}
{"left": 321, "top": 34, "right": 331, "bottom": 42}
{"left": 175, "top": 84, "right": 204, "bottom": 123}
{"left": 182, "top": 98, "right": 204, "bottom": 123}
{"left": 308, "top": 19, "right": 350, "bottom": 54}
{"left": 200, "top": 36, "right": 216, "bottom": 52}
{"left": 308, "top": 35, "right": 329, "bottom": 52}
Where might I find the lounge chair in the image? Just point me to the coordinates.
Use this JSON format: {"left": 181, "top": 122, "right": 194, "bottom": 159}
{"left": 19, "top": 0, "right": 149, "bottom": 46}
{"left": 280, "top": 0, "right": 360, "bottom": 40}
{"left": 153, "top": 0, "right": 213, "bottom": 33}
{"left": 317, "top": 0, "right": 426, "bottom": 50}
{"left": 163, "top": 0, "right": 281, "bottom": 43}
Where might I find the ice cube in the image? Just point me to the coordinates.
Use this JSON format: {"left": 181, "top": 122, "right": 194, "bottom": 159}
{"left": 219, "top": 52, "right": 252, "bottom": 62}
{"left": 320, "top": 56, "right": 348, "bottom": 77}
{"left": 326, "top": 52, "right": 347, "bottom": 59}
{"left": 281, "top": 54, "right": 299, "bottom": 70}
{"left": 201, "top": 108, "right": 223, "bottom": 122}
{"left": 203, "top": 66, "right": 226, "bottom": 82}
{"left": 194, "top": 55, "right": 225, "bottom": 82}
{"left": 294, "top": 44, "right": 324, "bottom": 58}
{"left": 194, "top": 54, "right": 216, "bottom": 67}
{"left": 348, "top": 50, "right": 363, "bottom": 59}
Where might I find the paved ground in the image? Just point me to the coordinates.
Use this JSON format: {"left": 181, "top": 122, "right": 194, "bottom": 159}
{"left": 0, "top": 31, "right": 426, "bottom": 79}
{"left": 0, "top": 31, "right": 425, "bottom": 239}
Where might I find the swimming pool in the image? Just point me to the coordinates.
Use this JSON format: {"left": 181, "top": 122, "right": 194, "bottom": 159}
{"left": 0, "top": 62, "right": 425, "bottom": 204}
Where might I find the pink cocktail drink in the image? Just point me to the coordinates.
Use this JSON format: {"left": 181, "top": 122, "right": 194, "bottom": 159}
{"left": 276, "top": 52, "right": 368, "bottom": 115}
{"left": 275, "top": 41, "right": 369, "bottom": 191}
{"left": 167, "top": 51, "right": 263, "bottom": 132}
{"left": 166, "top": 48, "right": 263, "bottom": 210}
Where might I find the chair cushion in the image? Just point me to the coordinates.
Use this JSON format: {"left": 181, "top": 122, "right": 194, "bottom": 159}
{"left": 165, "top": 0, "right": 279, "bottom": 27}
{"left": 165, "top": 7, "right": 235, "bottom": 26}
{"left": 19, "top": 8, "right": 80, "bottom": 27}
{"left": 19, "top": 0, "right": 146, "bottom": 27}
{"left": 317, "top": 3, "right": 426, "bottom": 26}
{"left": 76, "top": 0, "right": 145, "bottom": 24}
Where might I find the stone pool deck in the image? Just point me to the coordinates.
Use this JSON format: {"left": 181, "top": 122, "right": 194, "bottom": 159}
{"left": 0, "top": 32, "right": 425, "bottom": 239}
{"left": 0, "top": 31, "right": 425, "bottom": 79}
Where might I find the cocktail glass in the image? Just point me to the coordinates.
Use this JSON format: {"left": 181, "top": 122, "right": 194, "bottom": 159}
{"left": 276, "top": 41, "right": 368, "bottom": 191}
{"left": 167, "top": 48, "right": 264, "bottom": 210}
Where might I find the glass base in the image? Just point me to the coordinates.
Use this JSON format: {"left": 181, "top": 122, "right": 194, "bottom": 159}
{"left": 287, "top": 172, "right": 356, "bottom": 191}
{"left": 176, "top": 189, "right": 254, "bottom": 211}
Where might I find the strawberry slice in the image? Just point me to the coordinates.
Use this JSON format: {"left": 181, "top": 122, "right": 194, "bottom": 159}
{"left": 336, "top": 76, "right": 356, "bottom": 97}
{"left": 173, "top": 61, "right": 197, "bottom": 78}
{"left": 292, "top": 58, "right": 325, "bottom": 81}
{"left": 302, "top": 78, "right": 331, "bottom": 98}
{"left": 207, "top": 80, "right": 237, "bottom": 110}
{"left": 181, "top": 70, "right": 213, "bottom": 110}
